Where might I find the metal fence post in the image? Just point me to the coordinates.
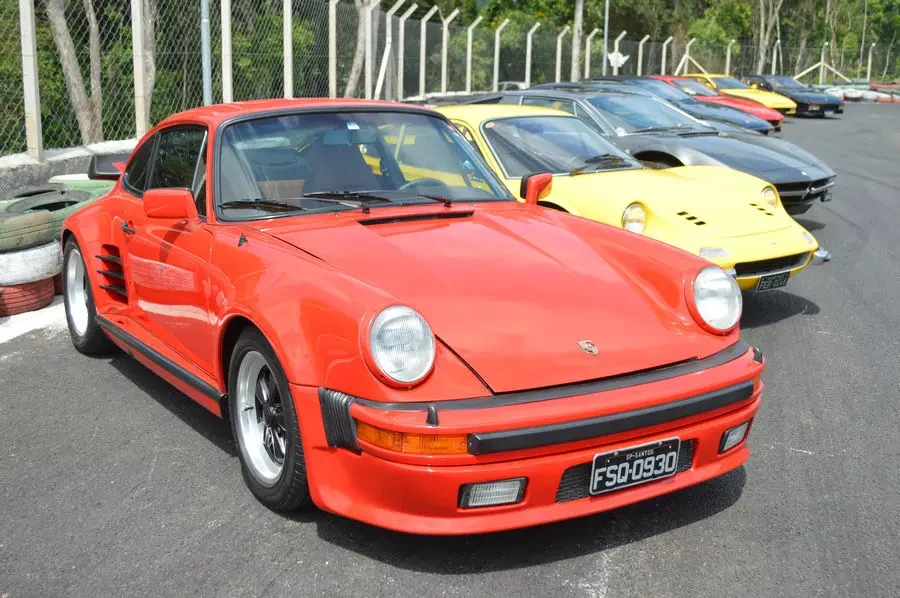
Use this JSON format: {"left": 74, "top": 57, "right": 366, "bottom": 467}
{"left": 725, "top": 39, "right": 736, "bottom": 74}
{"left": 284, "top": 0, "right": 293, "bottom": 98}
{"left": 397, "top": 4, "right": 417, "bottom": 100}
{"left": 555, "top": 26, "right": 570, "bottom": 82}
{"left": 19, "top": 0, "right": 42, "bottom": 158}
{"left": 200, "top": 0, "right": 212, "bottom": 105}
{"left": 419, "top": 6, "right": 439, "bottom": 97}
{"left": 222, "top": 0, "right": 233, "bottom": 102}
{"left": 441, "top": 8, "right": 460, "bottom": 93}
{"left": 131, "top": 0, "right": 148, "bottom": 136}
{"left": 867, "top": 43, "right": 876, "bottom": 81}
{"left": 383, "top": 0, "right": 405, "bottom": 100}
{"left": 328, "top": 0, "right": 339, "bottom": 98}
{"left": 364, "top": 1, "right": 381, "bottom": 100}
{"left": 661, "top": 36, "right": 673, "bottom": 75}
{"left": 612, "top": 30, "right": 626, "bottom": 75}
{"left": 525, "top": 22, "right": 541, "bottom": 88}
{"left": 493, "top": 19, "right": 509, "bottom": 92}
{"left": 584, "top": 28, "right": 599, "bottom": 79}
{"left": 636, "top": 34, "right": 649, "bottom": 76}
{"left": 466, "top": 16, "right": 483, "bottom": 93}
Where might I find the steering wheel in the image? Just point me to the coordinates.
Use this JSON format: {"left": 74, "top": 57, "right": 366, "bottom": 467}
{"left": 398, "top": 178, "right": 453, "bottom": 195}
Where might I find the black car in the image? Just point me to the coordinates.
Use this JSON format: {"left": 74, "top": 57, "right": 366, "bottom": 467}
{"left": 743, "top": 75, "right": 845, "bottom": 116}
{"left": 584, "top": 76, "right": 778, "bottom": 134}
{"left": 464, "top": 88, "right": 836, "bottom": 214}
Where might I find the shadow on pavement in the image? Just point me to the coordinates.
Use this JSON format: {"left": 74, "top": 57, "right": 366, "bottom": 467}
{"left": 107, "top": 352, "right": 237, "bottom": 456}
{"left": 793, "top": 217, "right": 826, "bottom": 232}
{"left": 741, "top": 290, "right": 820, "bottom": 329}
{"left": 310, "top": 467, "right": 746, "bottom": 573}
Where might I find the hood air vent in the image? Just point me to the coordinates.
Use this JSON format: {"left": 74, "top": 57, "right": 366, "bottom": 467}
{"left": 748, "top": 202, "right": 775, "bottom": 216}
{"left": 676, "top": 210, "right": 707, "bottom": 226}
{"left": 360, "top": 211, "right": 474, "bottom": 227}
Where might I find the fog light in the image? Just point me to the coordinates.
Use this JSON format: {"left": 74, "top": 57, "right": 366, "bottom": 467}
{"left": 719, "top": 422, "right": 750, "bottom": 453}
{"left": 459, "top": 478, "right": 527, "bottom": 508}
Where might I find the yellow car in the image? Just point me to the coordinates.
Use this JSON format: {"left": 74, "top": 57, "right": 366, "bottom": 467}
{"left": 436, "top": 104, "right": 825, "bottom": 292}
{"left": 686, "top": 73, "right": 798, "bottom": 114}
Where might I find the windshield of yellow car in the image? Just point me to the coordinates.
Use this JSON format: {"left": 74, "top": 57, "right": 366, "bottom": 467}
{"left": 585, "top": 94, "right": 713, "bottom": 134}
{"left": 675, "top": 79, "right": 718, "bottom": 97}
{"left": 712, "top": 77, "right": 749, "bottom": 89}
{"left": 215, "top": 111, "right": 512, "bottom": 220}
{"left": 479, "top": 115, "right": 641, "bottom": 178}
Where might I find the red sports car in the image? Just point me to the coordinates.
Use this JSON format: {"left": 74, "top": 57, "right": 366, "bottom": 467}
{"left": 61, "top": 99, "right": 763, "bottom": 534}
{"left": 652, "top": 75, "right": 785, "bottom": 131}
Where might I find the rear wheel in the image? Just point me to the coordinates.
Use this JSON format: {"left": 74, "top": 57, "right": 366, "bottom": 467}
{"left": 228, "top": 328, "right": 311, "bottom": 511}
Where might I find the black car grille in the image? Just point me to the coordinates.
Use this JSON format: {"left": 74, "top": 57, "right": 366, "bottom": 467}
{"left": 733, "top": 253, "right": 809, "bottom": 278}
{"left": 555, "top": 440, "right": 695, "bottom": 503}
{"left": 774, "top": 178, "right": 834, "bottom": 202}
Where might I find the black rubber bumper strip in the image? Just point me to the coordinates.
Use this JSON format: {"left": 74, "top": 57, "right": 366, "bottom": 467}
{"left": 467, "top": 380, "right": 755, "bottom": 455}
{"left": 97, "top": 316, "right": 225, "bottom": 402}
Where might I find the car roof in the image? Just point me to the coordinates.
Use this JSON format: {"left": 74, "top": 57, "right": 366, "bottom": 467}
{"left": 154, "top": 98, "right": 433, "bottom": 129}
{"left": 437, "top": 103, "right": 569, "bottom": 123}
{"left": 500, "top": 88, "right": 647, "bottom": 100}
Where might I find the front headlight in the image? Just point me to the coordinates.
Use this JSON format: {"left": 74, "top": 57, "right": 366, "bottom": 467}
{"left": 761, "top": 186, "right": 778, "bottom": 208}
{"left": 622, "top": 203, "right": 646, "bottom": 234}
{"left": 368, "top": 305, "right": 436, "bottom": 386}
{"left": 688, "top": 266, "right": 742, "bottom": 334}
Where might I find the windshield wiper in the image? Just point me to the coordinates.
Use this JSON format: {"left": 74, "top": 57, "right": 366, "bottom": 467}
{"left": 630, "top": 125, "right": 685, "bottom": 134}
{"left": 219, "top": 198, "right": 306, "bottom": 212}
{"left": 568, "top": 153, "right": 632, "bottom": 176}
{"left": 302, "top": 191, "right": 396, "bottom": 214}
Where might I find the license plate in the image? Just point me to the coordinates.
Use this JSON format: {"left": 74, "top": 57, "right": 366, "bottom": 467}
{"left": 809, "top": 104, "right": 821, "bottom": 110}
{"left": 756, "top": 271, "right": 790, "bottom": 292}
{"left": 589, "top": 438, "right": 680, "bottom": 495}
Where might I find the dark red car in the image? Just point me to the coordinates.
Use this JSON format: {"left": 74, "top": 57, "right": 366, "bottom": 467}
{"left": 652, "top": 75, "right": 785, "bottom": 132}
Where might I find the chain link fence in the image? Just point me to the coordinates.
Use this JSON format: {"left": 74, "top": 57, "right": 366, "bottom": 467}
{"left": 4, "top": 1, "right": 900, "bottom": 158}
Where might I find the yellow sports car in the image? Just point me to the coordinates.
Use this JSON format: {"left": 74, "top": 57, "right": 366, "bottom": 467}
{"left": 686, "top": 73, "right": 798, "bottom": 114}
{"left": 436, "top": 104, "right": 826, "bottom": 292}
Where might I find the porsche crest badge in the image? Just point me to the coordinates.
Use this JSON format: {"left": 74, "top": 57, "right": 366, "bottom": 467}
{"left": 578, "top": 340, "right": 599, "bottom": 356}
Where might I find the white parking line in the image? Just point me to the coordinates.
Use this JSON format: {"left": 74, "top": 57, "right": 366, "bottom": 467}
{"left": 0, "top": 296, "right": 67, "bottom": 346}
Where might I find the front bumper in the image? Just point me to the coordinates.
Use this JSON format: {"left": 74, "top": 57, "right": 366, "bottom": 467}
{"left": 794, "top": 102, "right": 843, "bottom": 116}
{"left": 293, "top": 343, "right": 764, "bottom": 534}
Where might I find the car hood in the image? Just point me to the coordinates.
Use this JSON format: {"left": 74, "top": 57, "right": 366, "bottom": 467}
{"left": 553, "top": 168, "right": 795, "bottom": 238}
{"left": 253, "top": 205, "right": 733, "bottom": 393}
{"left": 677, "top": 100, "right": 771, "bottom": 130}
{"left": 658, "top": 131, "right": 834, "bottom": 182}
{"left": 721, "top": 88, "right": 796, "bottom": 107}
{"left": 784, "top": 90, "right": 842, "bottom": 104}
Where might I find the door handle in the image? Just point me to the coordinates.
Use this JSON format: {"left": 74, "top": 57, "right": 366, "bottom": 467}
{"left": 121, "top": 221, "right": 136, "bottom": 234}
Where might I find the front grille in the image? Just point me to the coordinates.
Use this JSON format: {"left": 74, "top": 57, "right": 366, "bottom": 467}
{"left": 555, "top": 440, "right": 695, "bottom": 503}
{"left": 734, "top": 253, "right": 809, "bottom": 278}
{"left": 774, "top": 178, "right": 834, "bottom": 202}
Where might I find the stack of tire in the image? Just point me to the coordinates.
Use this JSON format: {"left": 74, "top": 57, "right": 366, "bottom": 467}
{"left": 0, "top": 185, "right": 95, "bottom": 317}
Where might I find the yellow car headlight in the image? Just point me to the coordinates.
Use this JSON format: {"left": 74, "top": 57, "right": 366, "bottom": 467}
{"left": 761, "top": 187, "right": 779, "bottom": 208}
{"left": 622, "top": 203, "right": 646, "bottom": 234}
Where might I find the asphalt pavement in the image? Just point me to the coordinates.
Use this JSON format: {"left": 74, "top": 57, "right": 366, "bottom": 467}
{"left": 1, "top": 104, "right": 898, "bottom": 597}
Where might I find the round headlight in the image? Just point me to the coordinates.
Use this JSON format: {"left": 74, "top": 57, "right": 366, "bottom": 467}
{"left": 622, "top": 203, "right": 646, "bottom": 234}
{"left": 368, "top": 306, "right": 435, "bottom": 385}
{"left": 690, "top": 266, "right": 742, "bottom": 333}
{"left": 761, "top": 187, "right": 778, "bottom": 208}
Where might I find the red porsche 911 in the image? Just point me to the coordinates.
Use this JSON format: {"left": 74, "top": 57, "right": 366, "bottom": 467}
{"left": 61, "top": 99, "right": 763, "bottom": 534}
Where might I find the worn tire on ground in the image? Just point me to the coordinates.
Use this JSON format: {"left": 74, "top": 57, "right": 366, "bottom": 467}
{"left": 0, "top": 211, "right": 55, "bottom": 253}
{"left": 0, "top": 278, "right": 55, "bottom": 317}
{"left": 0, "top": 241, "right": 62, "bottom": 286}
{"left": 0, "top": 190, "right": 92, "bottom": 241}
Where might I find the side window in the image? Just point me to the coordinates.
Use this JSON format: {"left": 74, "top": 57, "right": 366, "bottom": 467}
{"left": 149, "top": 126, "right": 207, "bottom": 191}
{"left": 122, "top": 138, "right": 156, "bottom": 197}
{"left": 193, "top": 139, "right": 208, "bottom": 218}
{"left": 522, "top": 96, "right": 557, "bottom": 110}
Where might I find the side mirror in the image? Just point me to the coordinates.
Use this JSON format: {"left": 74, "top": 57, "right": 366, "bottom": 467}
{"left": 143, "top": 188, "right": 198, "bottom": 220}
{"left": 519, "top": 172, "right": 553, "bottom": 205}
{"left": 88, "top": 153, "right": 129, "bottom": 180}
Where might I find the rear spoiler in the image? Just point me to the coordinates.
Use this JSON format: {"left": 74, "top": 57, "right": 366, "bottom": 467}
{"left": 87, "top": 152, "right": 131, "bottom": 180}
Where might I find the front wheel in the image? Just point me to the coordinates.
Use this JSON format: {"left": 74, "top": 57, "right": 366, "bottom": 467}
{"left": 228, "top": 328, "right": 311, "bottom": 511}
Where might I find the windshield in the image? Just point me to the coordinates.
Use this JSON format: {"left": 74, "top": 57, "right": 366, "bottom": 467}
{"left": 585, "top": 94, "right": 712, "bottom": 134}
{"left": 216, "top": 111, "right": 511, "bottom": 220}
{"left": 769, "top": 76, "right": 808, "bottom": 90}
{"left": 674, "top": 78, "right": 718, "bottom": 97}
{"left": 480, "top": 115, "right": 641, "bottom": 177}
{"left": 711, "top": 77, "right": 749, "bottom": 89}
{"left": 630, "top": 79, "right": 690, "bottom": 102}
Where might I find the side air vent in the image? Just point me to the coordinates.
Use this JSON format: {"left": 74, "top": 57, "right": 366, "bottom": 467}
{"left": 360, "top": 211, "right": 474, "bottom": 226}
{"left": 96, "top": 245, "right": 127, "bottom": 300}
{"left": 676, "top": 211, "right": 707, "bottom": 226}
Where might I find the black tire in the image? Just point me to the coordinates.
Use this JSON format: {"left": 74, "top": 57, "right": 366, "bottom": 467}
{"left": 62, "top": 237, "right": 114, "bottom": 355}
{"left": 228, "top": 327, "right": 311, "bottom": 511}
{"left": 0, "top": 190, "right": 93, "bottom": 241}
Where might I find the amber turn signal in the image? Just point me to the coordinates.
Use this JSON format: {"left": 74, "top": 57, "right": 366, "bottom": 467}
{"left": 356, "top": 421, "right": 468, "bottom": 455}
